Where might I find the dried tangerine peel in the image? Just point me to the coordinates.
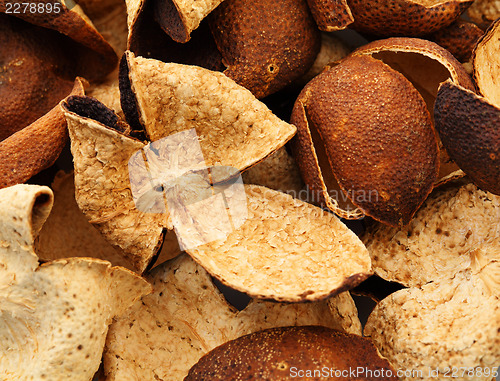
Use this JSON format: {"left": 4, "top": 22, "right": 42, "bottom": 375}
{"left": 347, "top": 0, "right": 473, "bottom": 36}
{"left": 123, "top": 53, "right": 296, "bottom": 173}
{"left": 242, "top": 147, "right": 305, "bottom": 197}
{"left": 0, "top": 0, "right": 117, "bottom": 80}
{"left": 104, "top": 254, "right": 361, "bottom": 381}
{"left": 425, "top": 20, "right": 484, "bottom": 63}
{"left": 473, "top": 18, "right": 500, "bottom": 109}
{"left": 208, "top": 0, "right": 320, "bottom": 98}
{"left": 0, "top": 78, "right": 85, "bottom": 190}
{"left": 364, "top": 181, "right": 500, "bottom": 288}
{"left": 153, "top": 0, "right": 225, "bottom": 43}
{"left": 185, "top": 184, "right": 371, "bottom": 302}
{"left": 364, "top": 269, "right": 500, "bottom": 380}
{"left": 467, "top": 0, "right": 500, "bottom": 29}
{"left": 292, "top": 55, "right": 438, "bottom": 226}
{"left": 434, "top": 81, "right": 500, "bottom": 195}
{"left": 0, "top": 184, "right": 151, "bottom": 381}
{"left": 62, "top": 96, "right": 170, "bottom": 274}
{"left": 353, "top": 37, "right": 475, "bottom": 184}
{"left": 305, "top": 0, "right": 354, "bottom": 31}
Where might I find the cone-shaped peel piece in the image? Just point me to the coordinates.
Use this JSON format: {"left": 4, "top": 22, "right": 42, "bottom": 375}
{"left": 0, "top": 184, "right": 151, "bottom": 381}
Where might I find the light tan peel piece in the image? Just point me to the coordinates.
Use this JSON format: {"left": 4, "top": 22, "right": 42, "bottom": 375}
{"left": 186, "top": 184, "right": 372, "bottom": 302}
{"left": 467, "top": 0, "right": 500, "bottom": 29}
{"left": 0, "top": 184, "right": 151, "bottom": 381}
{"left": 365, "top": 267, "right": 500, "bottom": 380}
{"left": 124, "top": 52, "right": 296, "bottom": 173}
{"left": 364, "top": 182, "right": 500, "bottom": 288}
{"left": 63, "top": 101, "right": 170, "bottom": 273}
{"left": 104, "top": 254, "right": 361, "bottom": 381}
{"left": 242, "top": 147, "right": 305, "bottom": 197}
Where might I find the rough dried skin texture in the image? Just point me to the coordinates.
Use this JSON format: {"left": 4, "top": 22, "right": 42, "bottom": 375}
{"left": 208, "top": 0, "right": 320, "bottom": 98}
{"left": 0, "top": 0, "right": 118, "bottom": 81}
{"left": 63, "top": 98, "right": 170, "bottom": 273}
{"left": 298, "top": 32, "right": 351, "bottom": 86}
{"left": 365, "top": 270, "right": 500, "bottom": 380}
{"left": 467, "top": 0, "right": 500, "bottom": 29}
{"left": 242, "top": 147, "right": 305, "bottom": 197}
{"left": 0, "top": 14, "right": 76, "bottom": 141}
{"left": 347, "top": 0, "right": 473, "bottom": 36}
{"left": 364, "top": 181, "right": 500, "bottom": 287}
{"left": 425, "top": 20, "right": 484, "bottom": 63}
{"left": 0, "top": 184, "right": 151, "bottom": 381}
{"left": 435, "top": 81, "right": 500, "bottom": 195}
{"left": 306, "top": 0, "right": 354, "bottom": 31}
{"left": 291, "top": 55, "right": 438, "bottom": 226}
{"left": 186, "top": 185, "right": 372, "bottom": 302}
{"left": 353, "top": 37, "right": 476, "bottom": 184}
{"left": 153, "top": 0, "right": 224, "bottom": 43}
{"left": 186, "top": 326, "right": 397, "bottom": 381}
{"left": 473, "top": 19, "right": 500, "bottom": 109}
{"left": 0, "top": 79, "right": 84, "bottom": 190}
{"left": 125, "top": 53, "right": 296, "bottom": 173}
{"left": 104, "top": 254, "right": 361, "bottom": 381}
{"left": 87, "top": 73, "right": 124, "bottom": 118}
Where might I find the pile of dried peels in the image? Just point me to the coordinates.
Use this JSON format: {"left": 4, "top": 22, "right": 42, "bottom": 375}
{"left": 0, "top": 0, "right": 499, "bottom": 380}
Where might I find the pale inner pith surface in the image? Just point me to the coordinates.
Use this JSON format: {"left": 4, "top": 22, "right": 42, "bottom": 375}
{"left": 474, "top": 28, "right": 500, "bottom": 109}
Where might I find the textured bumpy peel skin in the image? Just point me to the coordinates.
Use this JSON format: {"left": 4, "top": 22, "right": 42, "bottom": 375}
{"left": 467, "top": 0, "right": 500, "bottom": 28}
{"left": 364, "top": 181, "right": 500, "bottom": 287}
{"left": 434, "top": 81, "right": 500, "bottom": 195}
{"left": 186, "top": 326, "right": 397, "bottom": 381}
{"left": 63, "top": 98, "right": 170, "bottom": 273}
{"left": 124, "top": 52, "right": 296, "bottom": 172}
{"left": 0, "top": 0, "right": 117, "bottom": 81}
{"left": 0, "top": 78, "right": 84, "bottom": 190}
{"left": 353, "top": 37, "right": 476, "bottom": 185}
{"left": 347, "top": 0, "right": 474, "bottom": 36}
{"left": 186, "top": 185, "right": 372, "bottom": 302}
{"left": 208, "top": 0, "right": 320, "bottom": 98}
{"left": 104, "top": 254, "right": 361, "bottom": 381}
{"left": 305, "top": 0, "right": 354, "bottom": 31}
{"left": 365, "top": 268, "right": 500, "bottom": 380}
{"left": 291, "top": 55, "right": 438, "bottom": 226}
{"left": 0, "top": 184, "right": 151, "bottom": 381}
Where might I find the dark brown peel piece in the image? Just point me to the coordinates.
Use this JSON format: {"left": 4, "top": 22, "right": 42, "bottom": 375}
{"left": 185, "top": 326, "right": 398, "bottom": 380}
{"left": 0, "top": 0, "right": 118, "bottom": 80}
{"left": 0, "top": 78, "right": 85, "bottom": 190}
{"left": 208, "top": 0, "right": 321, "bottom": 98}
{"left": 305, "top": 0, "right": 354, "bottom": 31}
{"left": 347, "top": 0, "right": 474, "bottom": 37}
{"left": 425, "top": 20, "right": 484, "bottom": 63}
{"left": 434, "top": 80, "right": 500, "bottom": 195}
{"left": 291, "top": 55, "right": 439, "bottom": 226}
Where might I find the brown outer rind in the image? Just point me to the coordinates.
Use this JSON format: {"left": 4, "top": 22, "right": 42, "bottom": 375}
{"left": 305, "top": 0, "right": 354, "bottom": 31}
{"left": 352, "top": 37, "right": 476, "bottom": 92}
{"left": 472, "top": 18, "right": 500, "bottom": 108}
{"left": 434, "top": 80, "right": 500, "bottom": 195}
{"left": 347, "top": 0, "right": 473, "bottom": 36}
{"left": 425, "top": 20, "right": 484, "bottom": 63}
{"left": 0, "top": 78, "right": 85, "bottom": 190}
{"left": 0, "top": 0, "right": 118, "bottom": 80}
{"left": 292, "top": 55, "right": 438, "bottom": 226}
{"left": 209, "top": 0, "right": 321, "bottom": 99}
{"left": 186, "top": 184, "right": 372, "bottom": 302}
{"left": 186, "top": 326, "right": 398, "bottom": 381}
{"left": 62, "top": 98, "right": 169, "bottom": 273}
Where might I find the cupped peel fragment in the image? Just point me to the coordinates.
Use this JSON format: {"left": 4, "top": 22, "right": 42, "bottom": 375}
{"left": 0, "top": 184, "right": 151, "bottom": 381}
{"left": 104, "top": 254, "right": 362, "bottom": 381}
